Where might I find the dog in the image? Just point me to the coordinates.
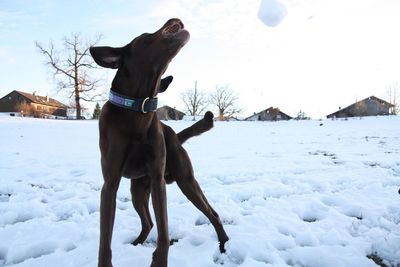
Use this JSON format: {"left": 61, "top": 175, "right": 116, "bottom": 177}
{"left": 90, "top": 18, "right": 229, "bottom": 267}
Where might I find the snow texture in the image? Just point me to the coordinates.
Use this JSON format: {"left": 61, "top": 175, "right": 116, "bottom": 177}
{"left": 258, "top": 0, "right": 288, "bottom": 27}
{"left": 0, "top": 115, "right": 400, "bottom": 267}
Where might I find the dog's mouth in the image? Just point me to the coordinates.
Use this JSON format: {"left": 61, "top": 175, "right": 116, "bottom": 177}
{"left": 160, "top": 18, "right": 190, "bottom": 48}
{"left": 163, "top": 20, "right": 185, "bottom": 35}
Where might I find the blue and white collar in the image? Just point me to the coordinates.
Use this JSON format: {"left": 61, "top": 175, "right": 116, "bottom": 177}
{"left": 109, "top": 90, "right": 158, "bottom": 113}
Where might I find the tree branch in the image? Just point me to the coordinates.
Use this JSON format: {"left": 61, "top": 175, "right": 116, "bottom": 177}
{"left": 35, "top": 41, "right": 75, "bottom": 80}
{"left": 35, "top": 33, "right": 106, "bottom": 119}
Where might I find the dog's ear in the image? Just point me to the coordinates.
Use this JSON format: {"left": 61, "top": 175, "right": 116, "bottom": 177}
{"left": 90, "top": 46, "right": 123, "bottom": 69}
{"left": 159, "top": 76, "right": 173, "bottom": 93}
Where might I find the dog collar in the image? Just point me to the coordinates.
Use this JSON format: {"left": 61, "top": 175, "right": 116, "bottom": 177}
{"left": 109, "top": 90, "right": 158, "bottom": 113}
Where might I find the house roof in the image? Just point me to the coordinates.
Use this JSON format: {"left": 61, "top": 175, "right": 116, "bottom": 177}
{"left": 327, "top": 96, "right": 394, "bottom": 117}
{"left": 15, "top": 91, "right": 69, "bottom": 108}
{"left": 245, "top": 107, "right": 292, "bottom": 120}
{"left": 157, "top": 105, "right": 185, "bottom": 114}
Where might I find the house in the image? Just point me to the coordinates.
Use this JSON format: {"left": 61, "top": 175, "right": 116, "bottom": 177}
{"left": 156, "top": 105, "right": 185, "bottom": 120}
{"left": 327, "top": 96, "right": 394, "bottom": 119}
{"left": 245, "top": 107, "right": 292, "bottom": 121}
{"left": 0, "top": 90, "right": 69, "bottom": 118}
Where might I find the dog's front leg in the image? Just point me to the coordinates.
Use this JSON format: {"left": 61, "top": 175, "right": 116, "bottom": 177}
{"left": 147, "top": 130, "right": 169, "bottom": 267}
{"left": 150, "top": 172, "right": 169, "bottom": 267}
{"left": 98, "top": 155, "right": 122, "bottom": 267}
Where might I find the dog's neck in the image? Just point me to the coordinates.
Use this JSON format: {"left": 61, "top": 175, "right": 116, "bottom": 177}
{"left": 111, "top": 69, "right": 161, "bottom": 99}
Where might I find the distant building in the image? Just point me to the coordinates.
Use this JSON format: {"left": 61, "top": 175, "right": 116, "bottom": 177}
{"left": 245, "top": 107, "right": 292, "bottom": 121}
{"left": 0, "top": 90, "right": 69, "bottom": 118}
{"left": 327, "top": 96, "right": 394, "bottom": 119}
{"left": 156, "top": 105, "right": 185, "bottom": 120}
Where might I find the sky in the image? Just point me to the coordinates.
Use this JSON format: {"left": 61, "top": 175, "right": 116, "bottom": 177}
{"left": 1, "top": 0, "right": 400, "bottom": 119}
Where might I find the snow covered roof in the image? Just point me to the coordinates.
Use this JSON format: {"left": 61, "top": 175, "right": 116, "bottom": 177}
{"left": 14, "top": 90, "right": 69, "bottom": 108}
{"left": 245, "top": 106, "right": 292, "bottom": 121}
{"left": 327, "top": 96, "right": 394, "bottom": 118}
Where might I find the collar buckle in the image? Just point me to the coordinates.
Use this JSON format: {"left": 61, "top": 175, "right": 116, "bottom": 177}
{"left": 141, "top": 97, "right": 150, "bottom": 114}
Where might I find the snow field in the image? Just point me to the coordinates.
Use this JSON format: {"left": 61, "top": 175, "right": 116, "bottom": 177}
{"left": 0, "top": 116, "right": 399, "bottom": 266}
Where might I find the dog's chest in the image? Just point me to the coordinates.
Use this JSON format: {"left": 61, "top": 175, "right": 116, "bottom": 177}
{"left": 121, "top": 144, "right": 148, "bottom": 179}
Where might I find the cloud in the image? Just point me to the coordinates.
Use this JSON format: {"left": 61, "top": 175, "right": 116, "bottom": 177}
{"left": 0, "top": 9, "right": 49, "bottom": 46}
{"left": 150, "top": 0, "right": 400, "bottom": 117}
{"left": 0, "top": 10, "right": 22, "bottom": 29}
{"left": 0, "top": 10, "right": 40, "bottom": 29}
{"left": 0, "top": 46, "right": 17, "bottom": 64}
{"left": 150, "top": 0, "right": 262, "bottom": 43}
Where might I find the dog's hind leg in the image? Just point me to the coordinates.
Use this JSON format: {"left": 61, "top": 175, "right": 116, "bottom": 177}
{"left": 164, "top": 120, "right": 229, "bottom": 253}
{"left": 169, "top": 147, "right": 229, "bottom": 253}
{"left": 176, "top": 175, "right": 229, "bottom": 253}
{"left": 130, "top": 178, "right": 153, "bottom": 245}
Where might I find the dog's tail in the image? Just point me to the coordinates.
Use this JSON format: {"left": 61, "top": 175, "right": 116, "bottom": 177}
{"left": 177, "top": 111, "right": 214, "bottom": 144}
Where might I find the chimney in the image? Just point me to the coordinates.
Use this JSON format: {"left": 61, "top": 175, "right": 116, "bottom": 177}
{"left": 32, "top": 91, "right": 36, "bottom": 96}
{"left": 46, "top": 95, "right": 49, "bottom": 102}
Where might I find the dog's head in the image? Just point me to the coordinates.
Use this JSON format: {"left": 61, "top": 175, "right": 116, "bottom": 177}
{"left": 90, "top": 18, "right": 189, "bottom": 96}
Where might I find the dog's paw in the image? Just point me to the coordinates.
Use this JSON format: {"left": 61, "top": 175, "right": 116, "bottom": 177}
{"left": 213, "top": 241, "right": 246, "bottom": 266}
{"left": 204, "top": 111, "right": 214, "bottom": 121}
{"left": 219, "top": 242, "right": 226, "bottom": 254}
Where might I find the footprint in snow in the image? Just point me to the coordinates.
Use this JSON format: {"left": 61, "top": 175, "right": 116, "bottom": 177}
{"left": 0, "top": 193, "right": 11, "bottom": 202}
{"left": 6, "top": 242, "right": 58, "bottom": 265}
{"left": 213, "top": 241, "right": 246, "bottom": 266}
{"left": 195, "top": 216, "right": 236, "bottom": 226}
{"left": 70, "top": 169, "right": 86, "bottom": 177}
{"left": 0, "top": 247, "right": 7, "bottom": 265}
{"left": 137, "top": 237, "right": 181, "bottom": 247}
{"left": 309, "top": 150, "right": 343, "bottom": 165}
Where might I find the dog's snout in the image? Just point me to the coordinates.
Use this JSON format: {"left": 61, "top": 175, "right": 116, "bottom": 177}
{"left": 165, "top": 23, "right": 180, "bottom": 34}
{"left": 164, "top": 18, "right": 184, "bottom": 30}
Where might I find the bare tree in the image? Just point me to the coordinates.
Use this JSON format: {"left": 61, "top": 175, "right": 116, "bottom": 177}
{"left": 387, "top": 82, "right": 399, "bottom": 115}
{"left": 68, "top": 100, "right": 90, "bottom": 119}
{"left": 295, "top": 110, "right": 310, "bottom": 120}
{"left": 210, "top": 85, "right": 241, "bottom": 120}
{"left": 35, "top": 33, "right": 105, "bottom": 119}
{"left": 181, "top": 81, "right": 208, "bottom": 120}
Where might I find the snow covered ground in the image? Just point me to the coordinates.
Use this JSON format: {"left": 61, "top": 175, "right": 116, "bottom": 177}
{"left": 0, "top": 115, "right": 399, "bottom": 267}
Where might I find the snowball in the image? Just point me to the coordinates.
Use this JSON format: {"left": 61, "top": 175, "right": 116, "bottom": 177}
{"left": 258, "top": 0, "right": 288, "bottom": 27}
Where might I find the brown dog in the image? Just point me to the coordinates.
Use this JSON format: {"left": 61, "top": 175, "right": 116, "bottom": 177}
{"left": 90, "top": 18, "right": 228, "bottom": 267}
